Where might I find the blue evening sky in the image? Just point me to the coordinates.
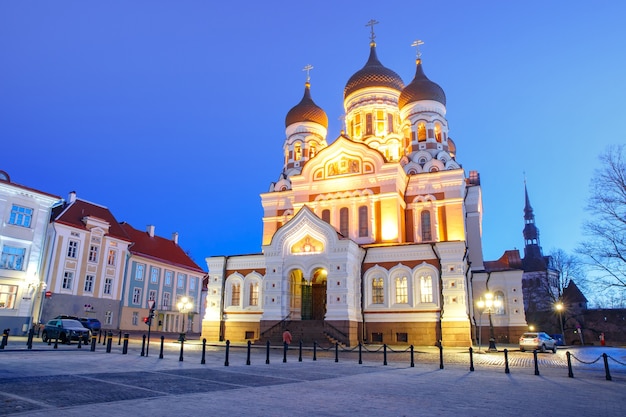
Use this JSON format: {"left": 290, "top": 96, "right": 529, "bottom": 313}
{"left": 1, "top": 1, "right": 625, "bottom": 268}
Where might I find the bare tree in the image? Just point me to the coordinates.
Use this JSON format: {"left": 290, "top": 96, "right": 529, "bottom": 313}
{"left": 547, "top": 248, "right": 584, "bottom": 299}
{"left": 578, "top": 144, "right": 626, "bottom": 294}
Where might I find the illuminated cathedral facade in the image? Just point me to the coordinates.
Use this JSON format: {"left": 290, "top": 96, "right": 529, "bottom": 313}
{"left": 202, "top": 31, "right": 528, "bottom": 347}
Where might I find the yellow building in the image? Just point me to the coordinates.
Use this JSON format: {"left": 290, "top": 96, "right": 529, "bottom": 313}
{"left": 203, "top": 33, "right": 527, "bottom": 347}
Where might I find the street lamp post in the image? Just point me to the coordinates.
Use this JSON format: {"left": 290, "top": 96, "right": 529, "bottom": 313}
{"left": 482, "top": 292, "right": 501, "bottom": 352}
{"left": 177, "top": 297, "right": 193, "bottom": 342}
{"left": 476, "top": 298, "right": 486, "bottom": 352}
{"left": 555, "top": 302, "right": 565, "bottom": 345}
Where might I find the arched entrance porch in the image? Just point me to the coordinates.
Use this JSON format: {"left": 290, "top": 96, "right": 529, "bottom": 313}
{"left": 288, "top": 268, "right": 327, "bottom": 320}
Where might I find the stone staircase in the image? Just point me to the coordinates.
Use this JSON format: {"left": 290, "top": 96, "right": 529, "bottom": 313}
{"left": 257, "top": 320, "right": 343, "bottom": 347}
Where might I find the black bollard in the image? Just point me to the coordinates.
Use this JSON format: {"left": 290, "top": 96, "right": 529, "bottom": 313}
{"left": 90, "top": 335, "right": 96, "bottom": 351}
{"left": 410, "top": 345, "right": 415, "bottom": 368}
{"left": 298, "top": 340, "right": 302, "bottom": 362}
{"left": 603, "top": 353, "right": 612, "bottom": 381}
{"left": 98, "top": 330, "right": 102, "bottom": 344}
{"left": 439, "top": 341, "right": 444, "bottom": 370}
{"left": 566, "top": 351, "right": 574, "bottom": 378}
{"left": 224, "top": 340, "right": 229, "bottom": 366}
{"left": 313, "top": 341, "right": 317, "bottom": 361}
{"left": 118, "top": 330, "right": 122, "bottom": 345}
{"left": 159, "top": 335, "right": 164, "bottom": 359}
{"left": 383, "top": 344, "right": 388, "bottom": 366}
{"left": 27, "top": 327, "right": 34, "bottom": 350}
{"left": 335, "top": 342, "right": 339, "bottom": 363}
{"left": 179, "top": 338, "right": 185, "bottom": 362}
{"left": 246, "top": 340, "right": 251, "bottom": 365}
{"left": 77, "top": 337, "right": 82, "bottom": 349}
{"left": 122, "top": 333, "right": 129, "bottom": 355}
{"left": 102, "top": 330, "right": 107, "bottom": 346}
{"left": 469, "top": 347, "right": 474, "bottom": 372}
{"left": 283, "top": 342, "right": 288, "bottom": 363}
{"left": 1, "top": 330, "right": 8, "bottom": 349}
{"left": 140, "top": 334, "right": 146, "bottom": 356}
{"left": 504, "top": 348, "right": 510, "bottom": 374}
{"left": 533, "top": 350, "right": 540, "bottom": 375}
{"left": 106, "top": 332, "right": 112, "bottom": 353}
{"left": 201, "top": 338, "right": 206, "bottom": 365}
{"left": 54, "top": 336, "right": 59, "bottom": 349}
{"left": 265, "top": 340, "right": 270, "bottom": 364}
{"left": 358, "top": 343, "right": 363, "bottom": 365}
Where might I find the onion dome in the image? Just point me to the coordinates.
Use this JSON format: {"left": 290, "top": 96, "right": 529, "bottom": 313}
{"left": 285, "top": 82, "right": 328, "bottom": 128}
{"left": 343, "top": 43, "right": 405, "bottom": 99}
{"left": 399, "top": 59, "right": 446, "bottom": 108}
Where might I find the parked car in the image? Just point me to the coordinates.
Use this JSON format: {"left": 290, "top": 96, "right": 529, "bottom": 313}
{"left": 42, "top": 319, "right": 91, "bottom": 344}
{"left": 79, "top": 317, "right": 101, "bottom": 333}
{"left": 519, "top": 332, "right": 557, "bottom": 353}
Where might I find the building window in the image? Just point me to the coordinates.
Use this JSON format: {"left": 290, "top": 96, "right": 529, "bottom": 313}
{"left": 0, "top": 246, "right": 25, "bottom": 270}
{"left": 9, "top": 205, "right": 33, "bottom": 228}
{"left": 421, "top": 210, "right": 432, "bottom": 241}
{"left": 294, "top": 143, "right": 302, "bottom": 160}
{"left": 339, "top": 207, "right": 349, "bottom": 236}
{"left": 417, "top": 122, "right": 426, "bottom": 141}
{"left": 354, "top": 114, "right": 361, "bottom": 137}
{"left": 84, "top": 275, "right": 94, "bottom": 293}
{"left": 88, "top": 245, "right": 99, "bottom": 263}
{"left": 177, "top": 274, "right": 185, "bottom": 289}
{"left": 190, "top": 277, "right": 197, "bottom": 291}
{"left": 358, "top": 206, "right": 368, "bottom": 237}
{"left": 107, "top": 249, "right": 117, "bottom": 266}
{"left": 231, "top": 283, "right": 241, "bottom": 306}
{"left": 163, "top": 292, "right": 171, "bottom": 309}
{"left": 372, "top": 278, "right": 384, "bottom": 304}
{"left": 132, "top": 312, "right": 138, "bottom": 326}
{"left": 420, "top": 275, "right": 433, "bottom": 303}
{"left": 387, "top": 113, "right": 394, "bottom": 134}
{"left": 135, "top": 264, "right": 144, "bottom": 281}
{"left": 165, "top": 270, "right": 173, "bottom": 286}
{"left": 0, "top": 285, "right": 17, "bottom": 309}
{"left": 132, "top": 288, "right": 142, "bottom": 305}
{"left": 322, "top": 209, "right": 330, "bottom": 223}
{"left": 150, "top": 267, "right": 159, "bottom": 284}
{"left": 376, "top": 110, "right": 385, "bottom": 134}
{"left": 104, "top": 311, "right": 112, "bottom": 325}
{"left": 67, "top": 240, "right": 79, "bottom": 258}
{"left": 435, "top": 123, "right": 442, "bottom": 142}
{"left": 365, "top": 113, "right": 373, "bottom": 135}
{"left": 395, "top": 276, "right": 408, "bottom": 304}
{"left": 249, "top": 283, "right": 259, "bottom": 306}
{"left": 310, "top": 144, "right": 316, "bottom": 158}
{"left": 148, "top": 290, "right": 156, "bottom": 305}
{"left": 62, "top": 272, "right": 74, "bottom": 290}
{"left": 104, "top": 278, "right": 113, "bottom": 295}
{"left": 495, "top": 291, "right": 505, "bottom": 315}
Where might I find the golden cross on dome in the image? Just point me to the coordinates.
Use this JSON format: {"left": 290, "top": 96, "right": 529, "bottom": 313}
{"left": 366, "top": 19, "right": 379, "bottom": 42}
{"left": 303, "top": 64, "right": 313, "bottom": 82}
{"left": 411, "top": 39, "right": 424, "bottom": 59}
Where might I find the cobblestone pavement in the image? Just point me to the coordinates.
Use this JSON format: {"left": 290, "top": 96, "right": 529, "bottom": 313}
{"left": 1, "top": 337, "right": 625, "bottom": 416}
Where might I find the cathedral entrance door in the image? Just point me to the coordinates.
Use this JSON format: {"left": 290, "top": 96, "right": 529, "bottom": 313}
{"left": 311, "top": 283, "right": 326, "bottom": 320}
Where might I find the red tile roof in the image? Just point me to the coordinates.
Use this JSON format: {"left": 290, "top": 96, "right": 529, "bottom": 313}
{"left": 484, "top": 250, "right": 523, "bottom": 272}
{"left": 120, "top": 222, "right": 205, "bottom": 274}
{"left": 52, "top": 199, "right": 130, "bottom": 242}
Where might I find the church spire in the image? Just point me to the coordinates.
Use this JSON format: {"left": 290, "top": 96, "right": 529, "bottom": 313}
{"left": 522, "top": 180, "right": 545, "bottom": 269}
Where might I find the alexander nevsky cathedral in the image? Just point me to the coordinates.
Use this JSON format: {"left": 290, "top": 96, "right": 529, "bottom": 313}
{"left": 202, "top": 23, "right": 528, "bottom": 347}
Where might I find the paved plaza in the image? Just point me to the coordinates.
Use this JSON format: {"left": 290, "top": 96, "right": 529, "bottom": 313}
{"left": 1, "top": 336, "right": 625, "bottom": 416}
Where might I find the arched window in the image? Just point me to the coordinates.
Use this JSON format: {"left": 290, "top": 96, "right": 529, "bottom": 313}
{"left": 435, "top": 123, "right": 442, "bottom": 142}
{"left": 354, "top": 114, "right": 361, "bottom": 137}
{"left": 494, "top": 291, "right": 505, "bottom": 315}
{"left": 339, "top": 207, "right": 349, "bottom": 236}
{"left": 231, "top": 283, "right": 241, "bottom": 307}
{"left": 249, "top": 283, "right": 259, "bottom": 306}
{"left": 309, "top": 144, "right": 316, "bottom": 158}
{"left": 395, "top": 276, "right": 408, "bottom": 304}
{"left": 365, "top": 113, "right": 373, "bottom": 135}
{"left": 421, "top": 210, "right": 432, "bottom": 241}
{"left": 417, "top": 122, "right": 426, "bottom": 141}
{"left": 376, "top": 110, "right": 385, "bottom": 134}
{"left": 358, "top": 206, "right": 368, "bottom": 237}
{"left": 420, "top": 275, "right": 433, "bottom": 303}
{"left": 322, "top": 209, "right": 330, "bottom": 223}
{"left": 294, "top": 143, "right": 302, "bottom": 160}
{"left": 372, "top": 277, "right": 384, "bottom": 304}
{"left": 387, "top": 113, "right": 394, "bottom": 134}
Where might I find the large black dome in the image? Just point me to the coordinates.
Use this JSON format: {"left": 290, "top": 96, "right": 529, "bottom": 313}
{"left": 344, "top": 43, "right": 404, "bottom": 99}
{"left": 399, "top": 59, "right": 446, "bottom": 108}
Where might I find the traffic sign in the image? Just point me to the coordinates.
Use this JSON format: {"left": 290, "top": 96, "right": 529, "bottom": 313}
{"left": 147, "top": 299, "right": 155, "bottom": 310}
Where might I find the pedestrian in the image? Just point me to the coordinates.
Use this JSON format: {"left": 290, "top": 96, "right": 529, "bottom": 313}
{"left": 282, "top": 329, "right": 292, "bottom": 349}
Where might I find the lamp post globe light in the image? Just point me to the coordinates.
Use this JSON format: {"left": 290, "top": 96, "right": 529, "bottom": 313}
{"left": 177, "top": 297, "right": 193, "bottom": 341}
{"left": 555, "top": 301, "right": 565, "bottom": 345}
{"left": 476, "top": 298, "right": 486, "bottom": 352}
{"left": 480, "top": 292, "right": 501, "bottom": 352}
